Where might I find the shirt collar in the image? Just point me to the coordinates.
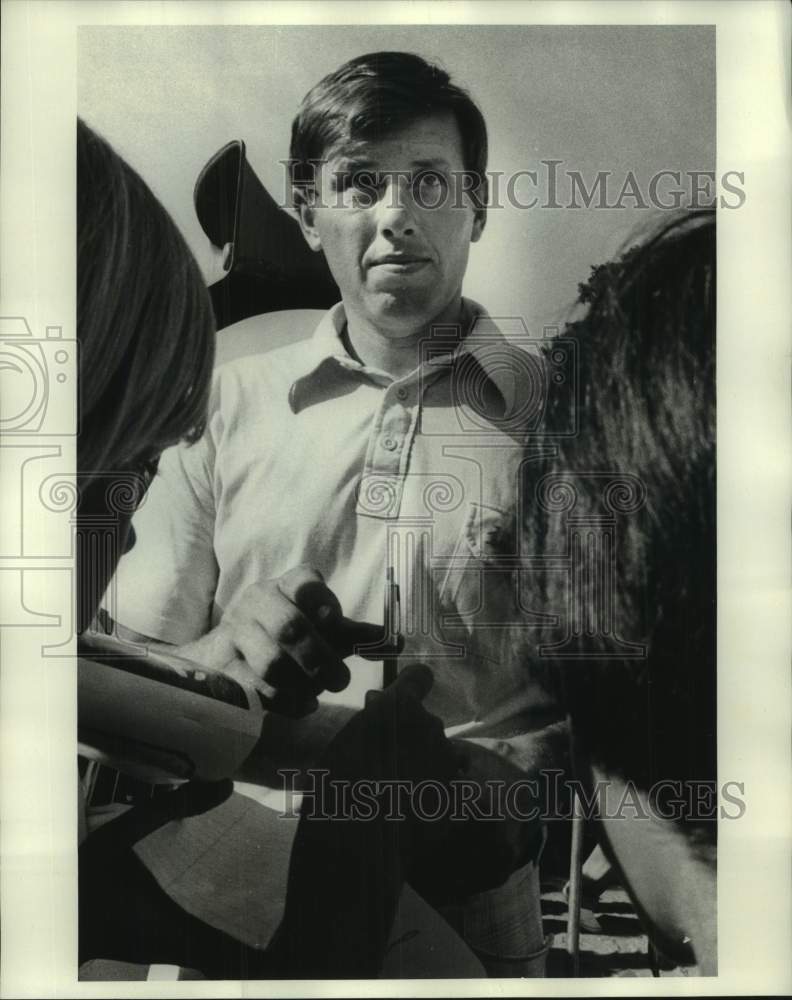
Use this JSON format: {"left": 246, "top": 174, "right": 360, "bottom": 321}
{"left": 288, "top": 298, "right": 526, "bottom": 417}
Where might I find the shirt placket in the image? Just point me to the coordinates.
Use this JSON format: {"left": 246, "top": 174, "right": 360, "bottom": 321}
{"left": 356, "top": 376, "right": 421, "bottom": 520}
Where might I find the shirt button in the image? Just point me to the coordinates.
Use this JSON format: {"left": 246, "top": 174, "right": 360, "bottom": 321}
{"left": 382, "top": 436, "right": 398, "bottom": 451}
{"left": 396, "top": 387, "right": 408, "bottom": 401}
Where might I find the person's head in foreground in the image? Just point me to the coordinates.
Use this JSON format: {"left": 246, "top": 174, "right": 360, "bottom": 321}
{"left": 522, "top": 210, "right": 716, "bottom": 972}
{"left": 290, "top": 51, "right": 487, "bottom": 341}
{"left": 76, "top": 117, "right": 216, "bottom": 629}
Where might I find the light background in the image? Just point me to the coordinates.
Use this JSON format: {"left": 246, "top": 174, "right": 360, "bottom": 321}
{"left": 77, "top": 24, "right": 715, "bottom": 334}
{"left": 1, "top": 2, "right": 790, "bottom": 998}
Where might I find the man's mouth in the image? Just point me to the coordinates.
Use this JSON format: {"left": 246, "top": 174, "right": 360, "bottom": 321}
{"left": 370, "top": 254, "right": 431, "bottom": 272}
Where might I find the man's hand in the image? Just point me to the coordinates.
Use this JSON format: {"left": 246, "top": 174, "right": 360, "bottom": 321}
{"left": 179, "top": 565, "right": 386, "bottom": 717}
{"left": 295, "top": 664, "right": 464, "bottom": 874}
{"left": 317, "top": 663, "right": 462, "bottom": 790}
{"left": 407, "top": 738, "right": 545, "bottom": 905}
{"left": 306, "top": 668, "right": 543, "bottom": 905}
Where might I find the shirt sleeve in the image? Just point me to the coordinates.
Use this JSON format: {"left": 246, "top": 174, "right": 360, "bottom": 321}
{"left": 106, "top": 419, "right": 219, "bottom": 645}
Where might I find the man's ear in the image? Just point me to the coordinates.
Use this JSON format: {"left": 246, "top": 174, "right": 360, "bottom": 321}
{"left": 293, "top": 187, "right": 323, "bottom": 252}
{"left": 470, "top": 176, "right": 488, "bottom": 243}
{"left": 471, "top": 208, "right": 487, "bottom": 243}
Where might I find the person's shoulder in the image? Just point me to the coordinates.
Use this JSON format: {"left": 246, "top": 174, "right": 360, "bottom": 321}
{"left": 467, "top": 305, "right": 542, "bottom": 357}
{"left": 214, "top": 341, "right": 310, "bottom": 382}
{"left": 212, "top": 312, "right": 323, "bottom": 398}
{"left": 214, "top": 309, "right": 325, "bottom": 368}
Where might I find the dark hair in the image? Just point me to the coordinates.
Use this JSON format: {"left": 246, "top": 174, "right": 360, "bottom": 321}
{"left": 289, "top": 51, "right": 488, "bottom": 207}
{"left": 520, "top": 211, "right": 716, "bottom": 828}
{"left": 77, "top": 118, "right": 215, "bottom": 479}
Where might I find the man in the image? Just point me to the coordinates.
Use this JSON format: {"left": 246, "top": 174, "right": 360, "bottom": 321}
{"left": 110, "top": 51, "right": 558, "bottom": 975}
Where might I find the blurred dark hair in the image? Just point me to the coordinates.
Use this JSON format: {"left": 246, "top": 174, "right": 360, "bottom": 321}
{"left": 77, "top": 118, "right": 215, "bottom": 479}
{"left": 520, "top": 211, "right": 716, "bottom": 827}
{"left": 289, "top": 51, "right": 488, "bottom": 210}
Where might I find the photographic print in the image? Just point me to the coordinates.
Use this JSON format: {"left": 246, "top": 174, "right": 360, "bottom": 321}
{"left": 0, "top": 2, "right": 789, "bottom": 996}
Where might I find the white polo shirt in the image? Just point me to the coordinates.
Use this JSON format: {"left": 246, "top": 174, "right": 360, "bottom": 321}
{"left": 111, "top": 300, "right": 554, "bottom": 731}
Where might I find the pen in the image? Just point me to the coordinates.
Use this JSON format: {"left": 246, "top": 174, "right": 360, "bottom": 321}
{"left": 382, "top": 565, "right": 400, "bottom": 687}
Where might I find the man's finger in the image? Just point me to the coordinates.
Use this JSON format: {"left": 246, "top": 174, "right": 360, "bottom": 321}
{"left": 276, "top": 565, "right": 343, "bottom": 625}
{"left": 329, "top": 617, "right": 398, "bottom": 660}
{"left": 230, "top": 618, "right": 283, "bottom": 681}
{"left": 223, "top": 655, "right": 319, "bottom": 718}
{"left": 272, "top": 569, "right": 390, "bottom": 662}
{"left": 363, "top": 665, "right": 434, "bottom": 710}
{"left": 222, "top": 655, "right": 278, "bottom": 702}
{"left": 364, "top": 688, "right": 384, "bottom": 709}
{"left": 385, "top": 662, "right": 434, "bottom": 703}
{"left": 258, "top": 584, "right": 351, "bottom": 692}
{"left": 263, "top": 653, "right": 326, "bottom": 705}
{"left": 266, "top": 687, "right": 320, "bottom": 719}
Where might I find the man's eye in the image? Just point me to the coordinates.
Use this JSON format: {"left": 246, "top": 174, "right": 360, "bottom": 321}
{"left": 415, "top": 171, "right": 448, "bottom": 203}
{"left": 331, "top": 171, "right": 352, "bottom": 193}
{"left": 339, "top": 171, "right": 379, "bottom": 208}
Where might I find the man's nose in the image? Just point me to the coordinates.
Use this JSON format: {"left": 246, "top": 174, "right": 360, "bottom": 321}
{"left": 375, "top": 177, "right": 417, "bottom": 238}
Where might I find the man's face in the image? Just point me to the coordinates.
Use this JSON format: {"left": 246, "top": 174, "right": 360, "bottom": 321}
{"left": 297, "top": 112, "right": 485, "bottom": 336}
